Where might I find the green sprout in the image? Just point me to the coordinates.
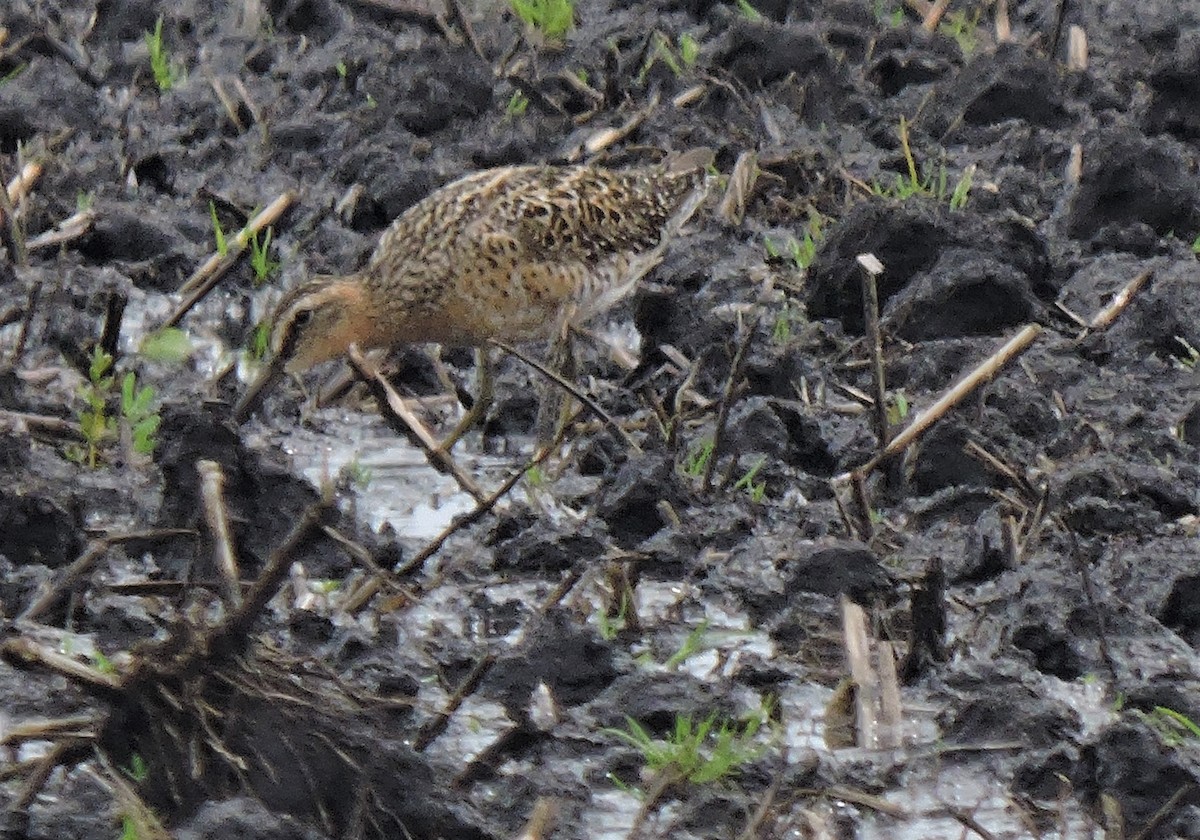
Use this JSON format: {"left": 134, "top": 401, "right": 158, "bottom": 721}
{"left": 682, "top": 437, "right": 715, "bottom": 478}
{"left": 335, "top": 60, "right": 348, "bottom": 79}
{"left": 510, "top": 0, "right": 574, "bottom": 40}
{"left": 788, "top": 235, "right": 816, "bottom": 270}
{"left": 655, "top": 33, "right": 684, "bottom": 77}
{"left": 732, "top": 456, "right": 767, "bottom": 502}
{"left": 139, "top": 327, "right": 193, "bottom": 364}
{"left": 248, "top": 227, "right": 280, "bottom": 284}
{"left": 209, "top": 201, "right": 228, "bottom": 256}
{"left": 886, "top": 390, "right": 910, "bottom": 425}
{"left": 1174, "top": 336, "right": 1199, "bottom": 371}
{"left": 145, "top": 16, "right": 184, "bottom": 92}
{"left": 949, "top": 163, "right": 974, "bottom": 210}
{"left": 343, "top": 456, "right": 373, "bottom": 490}
{"left": 940, "top": 8, "right": 981, "bottom": 56}
{"left": 69, "top": 347, "right": 117, "bottom": 469}
{"left": 638, "top": 33, "right": 696, "bottom": 83}
{"left": 0, "top": 63, "right": 27, "bottom": 86}
{"left": 871, "top": 116, "right": 973, "bottom": 208}
{"left": 604, "top": 696, "right": 775, "bottom": 788}
{"left": 121, "top": 754, "right": 149, "bottom": 783}
{"left": 121, "top": 372, "right": 160, "bottom": 456}
{"left": 734, "top": 0, "right": 763, "bottom": 21}
{"left": 762, "top": 236, "right": 781, "bottom": 260}
{"left": 772, "top": 300, "right": 793, "bottom": 345}
{"left": 91, "top": 650, "right": 116, "bottom": 674}
{"left": 75, "top": 190, "right": 95, "bottom": 212}
{"left": 1190, "top": 233, "right": 1200, "bottom": 254}
{"left": 1153, "top": 706, "right": 1200, "bottom": 738}
{"left": 788, "top": 211, "right": 825, "bottom": 269}
{"left": 679, "top": 34, "right": 700, "bottom": 67}
{"left": 1136, "top": 706, "right": 1200, "bottom": 748}
{"left": 250, "top": 320, "right": 272, "bottom": 360}
{"left": 663, "top": 619, "right": 711, "bottom": 670}
{"left": 505, "top": 90, "right": 529, "bottom": 117}
{"left": 597, "top": 590, "right": 630, "bottom": 641}
{"left": 872, "top": 0, "right": 905, "bottom": 26}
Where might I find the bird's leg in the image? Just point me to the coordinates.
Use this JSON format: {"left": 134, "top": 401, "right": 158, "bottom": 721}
{"left": 429, "top": 346, "right": 460, "bottom": 403}
{"left": 534, "top": 319, "right": 579, "bottom": 446}
{"left": 436, "top": 346, "right": 493, "bottom": 454}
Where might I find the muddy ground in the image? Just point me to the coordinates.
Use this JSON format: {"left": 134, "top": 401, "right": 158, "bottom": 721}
{"left": 3, "top": 0, "right": 1200, "bottom": 837}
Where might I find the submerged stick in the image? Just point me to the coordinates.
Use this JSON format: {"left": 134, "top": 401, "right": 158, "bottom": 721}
{"left": 412, "top": 653, "right": 496, "bottom": 751}
{"left": 344, "top": 429, "right": 563, "bottom": 613}
{"left": 345, "top": 344, "right": 487, "bottom": 504}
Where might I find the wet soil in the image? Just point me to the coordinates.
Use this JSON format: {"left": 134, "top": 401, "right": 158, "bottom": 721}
{"left": 3, "top": 0, "right": 1200, "bottom": 837}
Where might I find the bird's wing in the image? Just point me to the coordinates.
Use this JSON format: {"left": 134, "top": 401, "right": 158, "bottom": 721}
{"left": 517, "top": 165, "right": 706, "bottom": 260}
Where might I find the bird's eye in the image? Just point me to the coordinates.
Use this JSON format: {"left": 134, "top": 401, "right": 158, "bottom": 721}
{"left": 275, "top": 307, "right": 314, "bottom": 359}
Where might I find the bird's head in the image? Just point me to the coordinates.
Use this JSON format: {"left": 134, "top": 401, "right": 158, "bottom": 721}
{"left": 233, "top": 276, "right": 370, "bottom": 422}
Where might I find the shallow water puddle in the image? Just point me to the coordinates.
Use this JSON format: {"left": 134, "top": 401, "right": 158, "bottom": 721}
{"left": 855, "top": 768, "right": 1099, "bottom": 840}
{"left": 424, "top": 694, "right": 515, "bottom": 765}
{"left": 271, "top": 411, "right": 516, "bottom": 540}
{"left": 261, "top": 411, "right": 1109, "bottom": 839}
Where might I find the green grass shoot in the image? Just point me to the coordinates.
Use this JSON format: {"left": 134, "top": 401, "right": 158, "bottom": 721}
{"left": 872, "top": 116, "right": 974, "bottom": 209}
{"left": 664, "top": 619, "right": 711, "bottom": 669}
{"left": 733, "top": 456, "right": 767, "bottom": 502}
{"left": 597, "top": 590, "right": 630, "bottom": 641}
{"left": 250, "top": 321, "right": 272, "bottom": 360}
{"left": 248, "top": 227, "right": 280, "bottom": 284}
{"left": 734, "top": 0, "right": 763, "bottom": 21}
{"left": 145, "top": 17, "right": 184, "bottom": 92}
{"left": 604, "top": 696, "right": 775, "bottom": 787}
{"left": 510, "top": 0, "right": 574, "bottom": 40}
{"left": 940, "top": 8, "right": 981, "bottom": 56}
{"left": 682, "top": 437, "right": 715, "bottom": 478}
{"left": 209, "top": 201, "right": 228, "bottom": 256}
{"left": 772, "top": 301, "right": 792, "bottom": 345}
{"left": 679, "top": 34, "right": 700, "bottom": 67}
{"left": 505, "top": 90, "right": 529, "bottom": 117}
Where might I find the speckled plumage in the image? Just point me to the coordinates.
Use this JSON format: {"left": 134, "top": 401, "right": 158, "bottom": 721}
{"left": 235, "top": 151, "right": 712, "bottom": 428}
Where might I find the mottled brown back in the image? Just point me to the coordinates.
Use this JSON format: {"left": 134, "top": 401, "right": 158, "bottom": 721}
{"left": 355, "top": 155, "right": 712, "bottom": 344}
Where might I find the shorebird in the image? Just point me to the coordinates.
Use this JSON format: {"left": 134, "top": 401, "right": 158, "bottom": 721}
{"left": 233, "top": 150, "right": 713, "bottom": 450}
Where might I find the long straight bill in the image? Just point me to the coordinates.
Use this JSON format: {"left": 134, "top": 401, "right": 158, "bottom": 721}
{"left": 232, "top": 354, "right": 287, "bottom": 423}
